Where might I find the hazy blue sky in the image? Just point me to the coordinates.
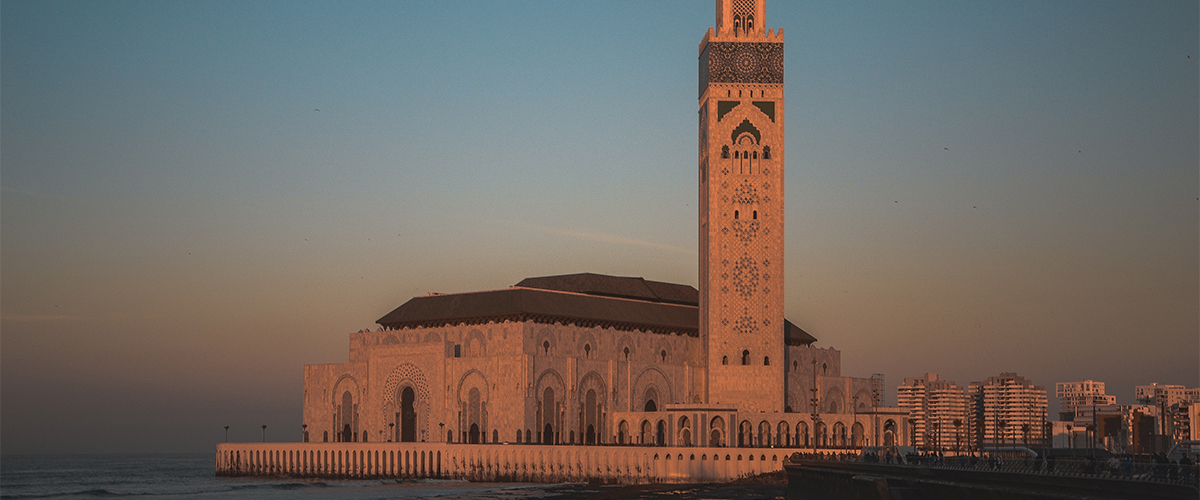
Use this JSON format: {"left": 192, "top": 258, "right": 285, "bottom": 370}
{"left": 3, "top": 1, "right": 1196, "bottom": 454}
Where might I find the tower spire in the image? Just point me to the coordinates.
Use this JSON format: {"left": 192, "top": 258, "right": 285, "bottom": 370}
{"left": 699, "top": 0, "right": 785, "bottom": 413}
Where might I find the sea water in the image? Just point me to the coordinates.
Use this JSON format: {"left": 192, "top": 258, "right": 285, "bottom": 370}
{"left": 0, "top": 454, "right": 573, "bottom": 500}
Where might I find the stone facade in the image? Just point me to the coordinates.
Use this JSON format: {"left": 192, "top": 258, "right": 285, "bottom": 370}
{"left": 699, "top": 0, "right": 787, "bottom": 414}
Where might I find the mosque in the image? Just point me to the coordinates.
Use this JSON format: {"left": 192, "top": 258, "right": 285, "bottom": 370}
{"left": 301, "top": 0, "right": 909, "bottom": 454}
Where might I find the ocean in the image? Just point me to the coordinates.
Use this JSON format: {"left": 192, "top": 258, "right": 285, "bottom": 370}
{"left": 0, "top": 454, "right": 786, "bottom": 500}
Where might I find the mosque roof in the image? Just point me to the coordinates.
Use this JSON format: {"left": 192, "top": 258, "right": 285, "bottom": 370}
{"left": 376, "top": 273, "right": 817, "bottom": 343}
{"left": 784, "top": 319, "right": 818, "bottom": 346}
{"left": 376, "top": 284, "right": 699, "bottom": 335}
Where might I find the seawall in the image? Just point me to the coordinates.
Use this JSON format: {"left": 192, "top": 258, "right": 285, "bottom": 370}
{"left": 215, "top": 442, "right": 787, "bottom": 483}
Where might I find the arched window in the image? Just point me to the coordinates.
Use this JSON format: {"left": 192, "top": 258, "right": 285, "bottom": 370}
{"left": 753, "top": 210, "right": 758, "bottom": 219}
{"left": 763, "top": 356, "right": 770, "bottom": 366}
{"left": 722, "top": 356, "right": 728, "bottom": 365}
{"left": 644, "top": 387, "right": 659, "bottom": 412}
{"left": 742, "top": 350, "right": 750, "bottom": 365}
{"left": 733, "top": 15, "right": 742, "bottom": 33}
{"left": 721, "top": 145, "right": 730, "bottom": 159}
{"left": 746, "top": 15, "right": 754, "bottom": 33}
{"left": 516, "top": 429, "right": 523, "bottom": 443}
{"left": 734, "top": 210, "right": 739, "bottom": 219}
{"left": 584, "top": 344, "right": 591, "bottom": 359}
{"left": 323, "top": 431, "right": 328, "bottom": 442}
{"left": 822, "top": 362, "right": 827, "bottom": 374}
{"left": 752, "top": 151, "right": 758, "bottom": 159}
{"left": 660, "top": 349, "right": 667, "bottom": 362}
{"left": 543, "top": 340, "right": 551, "bottom": 354}
{"left": 763, "top": 146, "right": 771, "bottom": 160}
{"left": 623, "top": 346, "right": 630, "bottom": 360}
{"left": 792, "top": 360, "right": 798, "bottom": 372}
{"left": 733, "top": 151, "right": 739, "bottom": 159}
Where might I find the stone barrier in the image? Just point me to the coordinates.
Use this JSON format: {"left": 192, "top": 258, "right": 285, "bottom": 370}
{"left": 215, "top": 442, "right": 787, "bottom": 483}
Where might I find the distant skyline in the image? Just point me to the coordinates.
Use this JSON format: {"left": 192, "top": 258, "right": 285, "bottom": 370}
{"left": 2, "top": 0, "right": 1196, "bottom": 454}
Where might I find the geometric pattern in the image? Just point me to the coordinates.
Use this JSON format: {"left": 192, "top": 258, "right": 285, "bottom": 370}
{"left": 734, "top": 312, "right": 759, "bottom": 335}
{"left": 705, "top": 42, "right": 783, "bottom": 85}
{"left": 382, "top": 362, "right": 431, "bottom": 434}
{"left": 732, "top": 220, "right": 758, "bottom": 243}
{"left": 734, "top": 179, "right": 759, "bottom": 204}
{"left": 732, "top": 255, "right": 759, "bottom": 298}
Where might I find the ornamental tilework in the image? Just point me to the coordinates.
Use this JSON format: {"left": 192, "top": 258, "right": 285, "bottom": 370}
{"left": 705, "top": 42, "right": 784, "bottom": 85}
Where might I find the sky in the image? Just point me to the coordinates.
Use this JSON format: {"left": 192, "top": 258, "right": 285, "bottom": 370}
{"left": 2, "top": 0, "right": 1196, "bottom": 455}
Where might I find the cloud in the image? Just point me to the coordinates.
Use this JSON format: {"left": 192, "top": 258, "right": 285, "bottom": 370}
{"left": 514, "top": 222, "right": 695, "bottom": 255}
{"left": 1, "top": 186, "right": 70, "bottom": 202}
{"left": 1, "top": 314, "right": 77, "bottom": 322}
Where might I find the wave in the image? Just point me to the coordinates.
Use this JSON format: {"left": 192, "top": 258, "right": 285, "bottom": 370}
{"left": 0, "top": 481, "right": 340, "bottom": 499}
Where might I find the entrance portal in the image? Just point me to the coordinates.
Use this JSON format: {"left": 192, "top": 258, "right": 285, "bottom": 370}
{"left": 401, "top": 387, "right": 417, "bottom": 442}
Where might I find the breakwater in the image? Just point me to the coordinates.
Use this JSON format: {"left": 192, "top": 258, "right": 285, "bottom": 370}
{"left": 215, "top": 442, "right": 786, "bottom": 483}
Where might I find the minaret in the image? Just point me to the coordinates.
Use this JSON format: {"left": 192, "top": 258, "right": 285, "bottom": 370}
{"left": 699, "top": 0, "right": 785, "bottom": 413}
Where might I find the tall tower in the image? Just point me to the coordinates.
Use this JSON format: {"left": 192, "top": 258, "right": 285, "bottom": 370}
{"left": 699, "top": 0, "right": 785, "bottom": 413}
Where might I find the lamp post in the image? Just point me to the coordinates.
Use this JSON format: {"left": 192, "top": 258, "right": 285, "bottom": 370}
{"left": 224, "top": 425, "right": 229, "bottom": 443}
{"left": 439, "top": 422, "right": 445, "bottom": 443}
{"left": 302, "top": 424, "right": 308, "bottom": 443}
{"left": 389, "top": 422, "right": 395, "bottom": 442}
{"left": 262, "top": 424, "right": 267, "bottom": 443}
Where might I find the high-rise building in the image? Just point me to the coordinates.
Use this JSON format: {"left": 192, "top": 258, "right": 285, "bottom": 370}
{"left": 1055, "top": 380, "right": 1116, "bottom": 420}
{"left": 898, "top": 374, "right": 970, "bottom": 452}
{"left": 1135, "top": 383, "right": 1200, "bottom": 407}
{"left": 969, "top": 373, "right": 1048, "bottom": 448}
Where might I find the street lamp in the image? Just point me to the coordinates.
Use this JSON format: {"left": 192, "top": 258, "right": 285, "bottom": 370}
{"left": 224, "top": 425, "right": 229, "bottom": 443}
{"left": 262, "top": 424, "right": 267, "bottom": 443}
{"left": 302, "top": 424, "right": 308, "bottom": 443}
{"left": 389, "top": 423, "right": 395, "bottom": 442}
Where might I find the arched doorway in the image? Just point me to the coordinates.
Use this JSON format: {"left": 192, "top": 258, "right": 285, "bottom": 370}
{"left": 709, "top": 416, "right": 725, "bottom": 447}
{"left": 852, "top": 422, "right": 865, "bottom": 447}
{"left": 400, "top": 387, "right": 417, "bottom": 442}
{"left": 678, "top": 416, "right": 692, "bottom": 447}
{"left": 466, "top": 387, "right": 483, "bottom": 444}
{"left": 541, "top": 387, "right": 555, "bottom": 444}
{"left": 738, "top": 420, "right": 752, "bottom": 447}
{"left": 340, "top": 390, "right": 355, "bottom": 442}
{"left": 584, "top": 388, "right": 598, "bottom": 445}
{"left": 618, "top": 420, "right": 629, "bottom": 444}
{"left": 883, "top": 420, "right": 896, "bottom": 446}
{"left": 641, "top": 420, "right": 651, "bottom": 445}
{"left": 643, "top": 386, "right": 658, "bottom": 412}
{"left": 655, "top": 420, "right": 666, "bottom": 446}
